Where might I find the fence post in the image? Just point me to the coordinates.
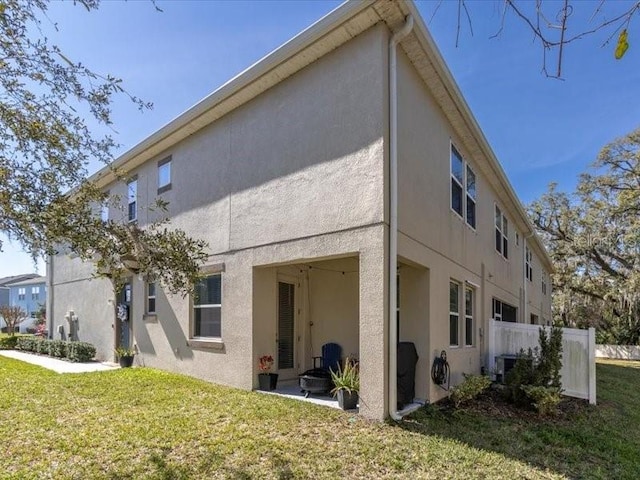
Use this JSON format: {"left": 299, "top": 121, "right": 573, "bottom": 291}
{"left": 588, "top": 327, "right": 597, "bottom": 405}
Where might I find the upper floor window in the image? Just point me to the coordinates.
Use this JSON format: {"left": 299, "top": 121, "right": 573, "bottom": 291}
{"left": 466, "top": 165, "right": 476, "bottom": 228}
{"left": 146, "top": 282, "right": 156, "bottom": 314}
{"left": 450, "top": 144, "right": 476, "bottom": 229}
{"left": 158, "top": 156, "right": 172, "bottom": 194}
{"left": 18, "top": 288, "right": 26, "bottom": 301}
{"left": 193, "top": 274, "right": 222, "bottom": 338}
{"left": 449, "top": 281, "right": 460, "bottom": 347}
{"left": 451, "top": 146, "right": 464, "bottom": 217}
{"left": 542, "top": 273, "right": 548, "bottom": 295}
{"left": 495, "top": 205, "right": 509, "bottom": 259}
{"left": 127, "top": 178, "right": 137, "bottom": 222}
{"left": 525, "top": 247, "right": 533, "bottom": 281}
{"left": 31, "top": 286, "right": 40, "bottom": 301}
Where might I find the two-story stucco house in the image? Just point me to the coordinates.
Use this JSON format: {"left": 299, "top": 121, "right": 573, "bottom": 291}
{"left": 47, "top": 0, "right": 552, "bottom": 420}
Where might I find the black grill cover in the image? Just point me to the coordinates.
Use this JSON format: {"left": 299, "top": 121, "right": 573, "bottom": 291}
{"left": 397, "top": 342, "right": 419, "bottom": 409}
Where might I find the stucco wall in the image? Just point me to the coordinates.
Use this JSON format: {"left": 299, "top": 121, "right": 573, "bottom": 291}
{"left": 395, "top": 47, "right": 551, "bottom": 402}
{"left": 50, "top": 25, "right": 388, "bottom": 419}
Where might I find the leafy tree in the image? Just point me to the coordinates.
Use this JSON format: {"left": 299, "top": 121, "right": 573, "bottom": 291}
{"left": 0, "top": 0, "right": 207, "bottom": 297}
{"left": 0, "top": 305, "right": 27, "bottom": 335}
{"left": 529, "top": 128, "right": 640, "bottom": 344}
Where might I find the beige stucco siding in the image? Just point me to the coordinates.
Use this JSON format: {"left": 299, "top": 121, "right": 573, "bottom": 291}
{"left": 50, "top": 25, "right": 389, "bottom": 418}
{"left": 103, "top": 24, "right": 387, "bottom": 254}
{"left": 395, "top": 48, "right": 551, "bottom": 401}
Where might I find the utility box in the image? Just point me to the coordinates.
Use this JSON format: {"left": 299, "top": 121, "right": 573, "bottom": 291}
{"left": 494, "top": 354, "right": 519, "bottom": 384}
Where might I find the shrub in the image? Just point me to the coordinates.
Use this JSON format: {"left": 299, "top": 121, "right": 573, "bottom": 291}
{"left": 505, "top": 325, "right": 564, "bottom": 407}
{"left": 16, "top": 336, "right": 34, "bottom": 351}
{"left": 15, "top": 337, "right": 96, "bottom": 362}
{"left": 522, "top": 385, "right": 562, "bottom": 416}
{"left": 35, "top": 339, "right": 50, "bottom": 355}
{"left": 0, "top": 336, "right": 18, "bottom": 350}
{"left": 67, "top": 342, "right": 96, "bottom": 362}
{"left": 537, "top": 325, "right": 563, "bottom": 388}
{"left": 505, "top": 349, "right": 536, "bottom": 405}
{"left": 450, "top": 374, "right": 492, "bottom": 408}
{"left": 49, "top": 340, "right": 67, "bottom": 358}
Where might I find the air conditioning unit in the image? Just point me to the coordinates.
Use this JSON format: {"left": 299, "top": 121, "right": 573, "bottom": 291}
{"left": 494, "top": 354, "right": 519, "bottom": 384}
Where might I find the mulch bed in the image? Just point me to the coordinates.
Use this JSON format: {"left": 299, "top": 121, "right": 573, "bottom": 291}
{"left": 436, "top": 386, "right": 589, "bottom": 423}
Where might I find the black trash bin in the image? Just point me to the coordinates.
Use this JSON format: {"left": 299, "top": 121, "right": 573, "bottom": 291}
{"left": 397, "top": 342, "right": 419, "bottom": 409}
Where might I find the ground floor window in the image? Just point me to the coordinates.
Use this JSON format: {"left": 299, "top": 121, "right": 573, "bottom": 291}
{"left": 146, "top": 282, "right": 156, "bottom": 314}
{"left": 492, "top": 298, "right": 517, "bottom": 323}
{"left": 193, "top": 274, "right": 222, "bottom": 338}
{"left": 449, "top": 281, "right": 460, "bottom": 346}
{"left": 465, "top": 287, "right": 474, "bottom": 346}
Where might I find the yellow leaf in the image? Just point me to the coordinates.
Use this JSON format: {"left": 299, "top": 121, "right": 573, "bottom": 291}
{"left": 615, "top": 29, "right": 629, "bottom": 60}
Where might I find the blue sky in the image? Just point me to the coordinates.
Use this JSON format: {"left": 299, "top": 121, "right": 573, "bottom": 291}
{"left": 1, "top": 0, "right": 638, "bottom": 277}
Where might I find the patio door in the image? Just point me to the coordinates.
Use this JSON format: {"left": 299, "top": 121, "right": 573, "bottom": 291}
{"left": 277, "top": 276, "right": 298, "bottom": 379}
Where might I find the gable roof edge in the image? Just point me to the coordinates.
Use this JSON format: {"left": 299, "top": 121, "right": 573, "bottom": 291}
{"left": 400, "top": 1, "right": 553, "bottom": 271}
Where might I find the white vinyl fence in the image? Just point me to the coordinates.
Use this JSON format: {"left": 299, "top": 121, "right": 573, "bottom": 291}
{"left": 487, "top": 320, "right": 596, "bottom": 404}
{"left": 596, "top": 344, "right": 640, "bottom": 360}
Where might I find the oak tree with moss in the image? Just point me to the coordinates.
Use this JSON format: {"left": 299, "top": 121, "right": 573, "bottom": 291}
{"left": 529, "top": 128, "right": 640, "bottom": 343}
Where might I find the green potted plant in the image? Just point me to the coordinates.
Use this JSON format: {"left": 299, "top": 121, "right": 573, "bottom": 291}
{"left": 258, "top": 355, "right": 278, "bottom": 391}
{"left": 330, "top": 358, "right": 359, "bottom": 410}
{"left": 115, "top": 347, "right": 136, "bottom": 368}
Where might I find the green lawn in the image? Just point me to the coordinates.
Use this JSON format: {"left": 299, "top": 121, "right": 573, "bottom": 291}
{"left": 0, "top": 358, "right": 638, "bottom": 479}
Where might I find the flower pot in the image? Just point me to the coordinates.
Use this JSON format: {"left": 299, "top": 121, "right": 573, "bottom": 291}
{"left": 337, "top": 390, "right": 358, "bottom": 410}
{"left": 258, "top": 373, "right": 278, "bottom": 391}
{"left": 119, "top": 355, "right": 134, "bottom": 368}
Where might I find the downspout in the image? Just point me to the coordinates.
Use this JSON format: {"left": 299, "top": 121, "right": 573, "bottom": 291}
{"left": 388, "top": 14, "right": 413, "bottom": 421}
{"left": 46, "top": 254, "right": 54, "bottom": 339}
{"left": 523, "top": 232, "right": 534, "bottom": 324}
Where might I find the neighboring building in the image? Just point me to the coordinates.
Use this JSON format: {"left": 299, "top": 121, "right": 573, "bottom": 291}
{"left": 0, "top": 286, "right": 8, "bottom": 310}
{"left": 7, "top": 276, "right": 46, "bottom": 333}
{"left": 0, "top": 274, "right": 40, "bottom": 333}
{"left": 48, "top": 0, "right": 552, "bottom": 420}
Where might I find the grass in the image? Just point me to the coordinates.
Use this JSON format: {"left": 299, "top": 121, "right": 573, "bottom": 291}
{"left": 0, "top": 358, "right": 638, "bottom": 479}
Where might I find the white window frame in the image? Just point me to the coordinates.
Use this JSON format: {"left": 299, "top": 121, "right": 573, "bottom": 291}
{"left": 127, "top": 178, "right": 137, "bottom": 222}
{"left": 18, "top": 288, "right": 26, "bottom": 301}
{"left": 192, "top": 274, "right": 222, "bottom": 339}
{"left": 525, "top": 247, "right": 533, "bottom": 282}
{"left": 464, "top": 286, "right": 474, "bottom": 347}
{"left": 146, "top": 282, "right": 156, "bottom": 314}
{"left": 495, "top": 205, "right": 509, "bottom": 259}
{"left": 31, "top": 286, "right": 40, "bottom": 301}
{"left": 158, "top": 156, "right": 172, "bottom": 194}
{"left": 449, "top": 280, "right": 460, "bottom": 347}
{"left": 450, "top": 143, "right": 477, "bottom": 230}
{"left": 450, "top": 145, "right": 464, "bottom": 219}
{"left": 493, "top": 298, "right": 518, "bottom": 323}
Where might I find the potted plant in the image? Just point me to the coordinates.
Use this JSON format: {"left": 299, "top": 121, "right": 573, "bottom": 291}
{"left": 330, "top": 358, "right": 359, "bottom": 410}
{"left": 115, "top": 347, "right": 136, "bottom": 368}
{"left": 258, "top": 355, "right": 278, "bottom": 391}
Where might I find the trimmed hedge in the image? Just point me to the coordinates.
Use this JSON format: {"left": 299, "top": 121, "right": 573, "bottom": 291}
{"left": 0, "top": 336, "right": 19, "bottom": 350}
{"left": 16, "top": 337, "right": 96, "bottom": 363}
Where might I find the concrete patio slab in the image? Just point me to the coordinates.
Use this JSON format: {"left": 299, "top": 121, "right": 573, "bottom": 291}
{"left": 0, "top": 350, "right": 118, "bottom": 374}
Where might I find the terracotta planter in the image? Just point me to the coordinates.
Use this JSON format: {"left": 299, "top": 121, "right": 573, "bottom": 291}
{"left": 258, "top": 373, "right": 279, "bottom": 391}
